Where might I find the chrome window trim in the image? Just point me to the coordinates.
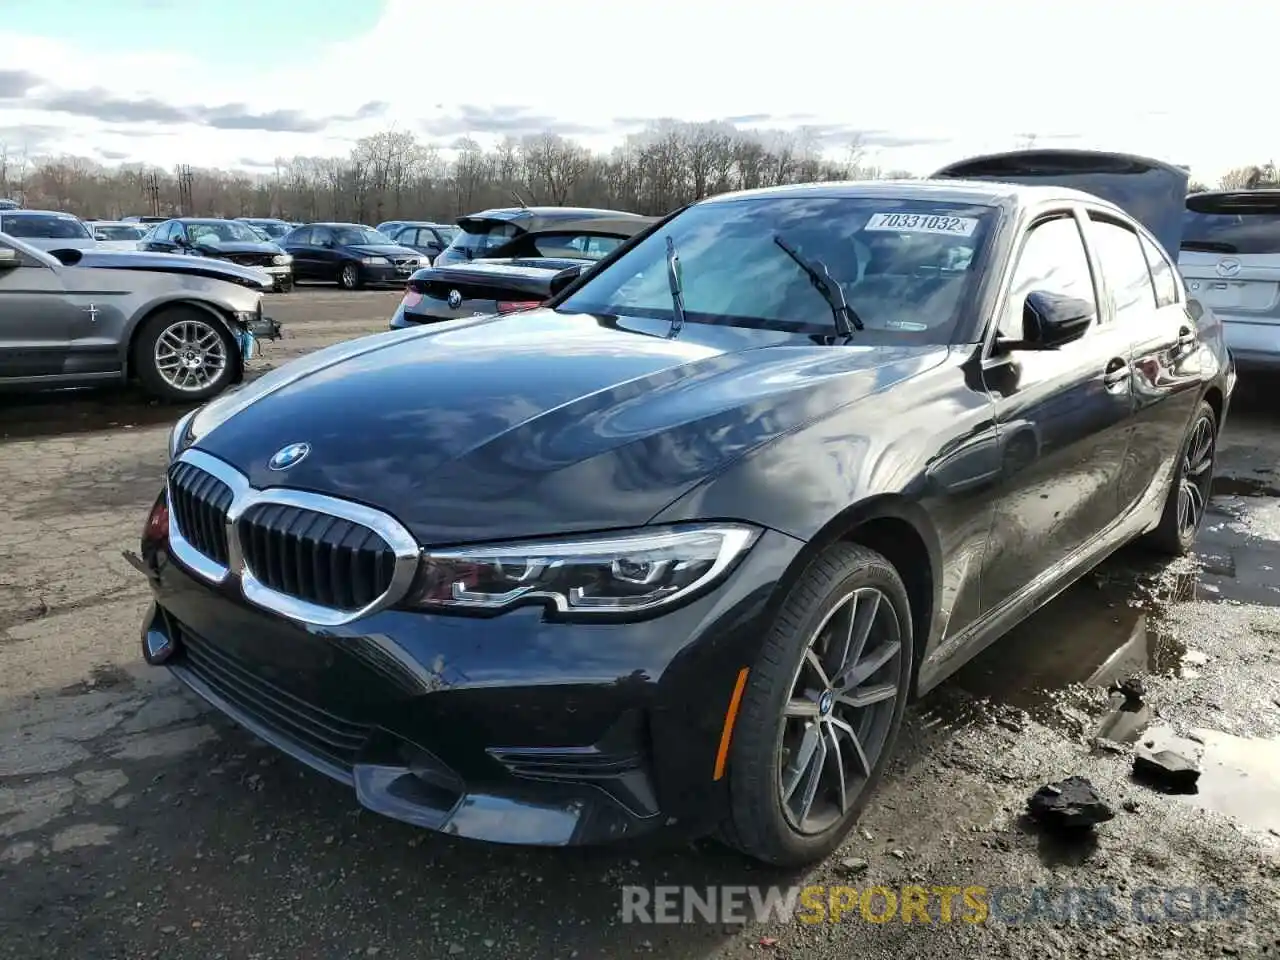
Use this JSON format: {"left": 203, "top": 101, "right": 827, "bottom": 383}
{"left": 166, "top": 448, "right": 420, "bottom": 627}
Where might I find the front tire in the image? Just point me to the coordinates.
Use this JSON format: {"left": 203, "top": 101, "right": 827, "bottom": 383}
{"left": 1144, "top": 399, "right": 1218, "bottom": 556}
{"left": 338, "top": 262, "right": 362, "bottom": 290}
{"left": 723, "top": 542, "right": 914, "bottom": 866}
{"left": 132, "top": 307, "right": 236, "bottom": 402}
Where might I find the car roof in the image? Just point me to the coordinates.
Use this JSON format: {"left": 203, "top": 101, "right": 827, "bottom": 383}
{"left": 464, "top": 206, "right": 652, "bottom": 223}
{"left": 91, "top": 220, "right": 143, "bottom": 227}
{"left": 0, "top": 208, "right": 80, "bottom": 216}
{"left": 697, "top": 178, "right": 1106, "bottom": 210}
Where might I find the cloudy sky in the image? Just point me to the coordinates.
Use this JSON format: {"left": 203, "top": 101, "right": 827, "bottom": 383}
{"left": 0, "top": 0, "right": 1272, "bottom": 182}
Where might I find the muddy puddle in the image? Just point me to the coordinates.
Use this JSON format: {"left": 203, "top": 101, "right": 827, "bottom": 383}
{"left": 919, "top": 486, "right": 1280, "bottom": 834}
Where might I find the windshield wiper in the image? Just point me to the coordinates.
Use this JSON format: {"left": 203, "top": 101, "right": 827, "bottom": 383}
{"left": 773, "top": 234, "right": 863, "bottom": 337}
{"left": 665, "top": 235, "right": 687, "bottom": 338}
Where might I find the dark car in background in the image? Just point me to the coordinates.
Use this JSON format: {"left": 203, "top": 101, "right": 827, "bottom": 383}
{"left": 236, "top": 217, "right": 294, "bottom": 241}
{"left": 122, "top": 215, "right": 168, "bottom": 224}
{"left": 141, "top": 218, "right": 294, "bottom": 292}
{"left": 390, "top": 256, "right": 591, "bottom": 328}
{"left": 433, "top": 206, "right": 654, "bottom": 267}
{"left": 135, "top": 150, "right": 1233, "bottom": 867}
{"left": 382, "top": 221, "right": 458, "bottom": 263}
{"left": 0, "top": 198, "right": 19, "bottom": 211}
{"left": 280, "top": 222, "right": 428, "bottom": 289}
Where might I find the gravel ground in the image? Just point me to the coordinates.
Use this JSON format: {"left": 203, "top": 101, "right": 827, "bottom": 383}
{"left": 1, "top": 290, "right": 1278, "bottom": 959}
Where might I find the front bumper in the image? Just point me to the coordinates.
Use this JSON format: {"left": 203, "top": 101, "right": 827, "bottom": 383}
{"left": 362, "top": 263, "right": 421, "bottom": 285}
{"left": 138, "top": 524, "right": 803, "bottom": 847}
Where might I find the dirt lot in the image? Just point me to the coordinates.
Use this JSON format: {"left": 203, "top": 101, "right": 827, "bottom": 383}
{"left": 1, "top": 289, "right": 1278, "bottom": 959}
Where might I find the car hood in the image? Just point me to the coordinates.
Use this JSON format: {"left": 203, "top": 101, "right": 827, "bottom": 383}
{"left": 193, "top": 240, "right": 282, "bottom": 256}
{"left": 70, "top": 248, "right": 273, "bottom": 289}
{"left": 22, "top": 237, "right": 99, "bottom": 251}
{"left": 190, "top": 309, "right": 948, "bottom": 545}
{"left": 347, "top": 243, "right": 420, "bottom": 258}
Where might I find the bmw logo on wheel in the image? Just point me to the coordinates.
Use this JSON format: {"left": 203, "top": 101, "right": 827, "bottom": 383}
{"left": 447, "top": 289, "right": 463, "bottom": 310}
{"left": 268, "top": 442, "right": 311, "bottom": 471}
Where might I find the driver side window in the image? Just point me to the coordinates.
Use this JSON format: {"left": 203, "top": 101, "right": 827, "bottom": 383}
{"left": 998, "top": 215, "right": 1098, "bottom": 340}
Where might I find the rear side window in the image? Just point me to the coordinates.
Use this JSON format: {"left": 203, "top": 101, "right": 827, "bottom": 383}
{"left": 1182, "top": 194, "right": 1280, "bottom": 255}
{"left": 999, "top": 215, "right": 1097, "bottom": 339}
{"left": 1140, "top": 233, "right": 1178, "bottom": 307}
{"left": 1087, "top": 217, "right": 1156, "bottom": 319}
{"left": 449, "top": 221, "right": 518, "bottom": 258}
{"left": 530, "top": 232, "right": 624, "bottom": 259}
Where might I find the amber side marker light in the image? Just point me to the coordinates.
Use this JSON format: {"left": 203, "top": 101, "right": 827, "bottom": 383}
{"left": 713, "top": 667, "right": 751, "bottom": 781}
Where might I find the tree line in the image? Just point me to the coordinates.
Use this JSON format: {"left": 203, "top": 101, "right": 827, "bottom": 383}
{"left": 0, "top": 122, "right": 904, "bottom": 223}
{"left": 0, "top": 120, "right": 1274, "bottom": 224}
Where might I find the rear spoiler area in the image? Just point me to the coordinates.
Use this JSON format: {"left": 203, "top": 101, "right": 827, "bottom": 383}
{"left": 931, "top": 150, "right": 1189, "bottom": 260}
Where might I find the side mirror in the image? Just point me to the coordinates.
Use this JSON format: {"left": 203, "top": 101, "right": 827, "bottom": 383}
{"left": 0, "top": 247, "right": 18, "bottom": 269}
{"left": 548, "top": 263, "right": 591, "bottom": 297}
{"left": 1010, "top": 290, "right": 1094, "bottom": 350}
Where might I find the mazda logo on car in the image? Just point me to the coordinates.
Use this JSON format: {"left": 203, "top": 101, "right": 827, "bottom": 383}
{"left": 268, "top": 442, "right": 311, "bottom": 471}
{"left": 447, "top": 289, "right": 463, "bottom": 309}
{"left": 1216, "top": 258, "right": 1241, "bottom": 278}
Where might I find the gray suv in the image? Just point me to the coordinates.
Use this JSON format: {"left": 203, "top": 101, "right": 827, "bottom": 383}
{"left": 1180, "top": 190, "right": 1280, "bottom": 371}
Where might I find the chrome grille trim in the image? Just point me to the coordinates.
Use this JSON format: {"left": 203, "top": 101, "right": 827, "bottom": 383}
{"left": 166, "top": 448, "right": 420, "bottom": 627}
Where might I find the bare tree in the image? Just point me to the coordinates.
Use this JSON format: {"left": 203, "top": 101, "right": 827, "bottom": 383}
{"left": 14, "top": 120, "right": 1235, "bottom": 223}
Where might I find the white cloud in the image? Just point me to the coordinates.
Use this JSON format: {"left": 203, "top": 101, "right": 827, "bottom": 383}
{"left": 0, "top": 0, "right": 1275, "bottom": 182}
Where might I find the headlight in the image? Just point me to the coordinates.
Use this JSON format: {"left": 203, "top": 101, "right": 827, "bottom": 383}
{"left": 361, "top": 256, "right": 389, "bottom": 265}
{"left": 168, "top": 408, "right": 199, "bottom": 461}
{"left": 403, "top": 524, "right": 760, "bottom": 619}
{"left": 273, "top": 254, "right": 292, "bottom": 265}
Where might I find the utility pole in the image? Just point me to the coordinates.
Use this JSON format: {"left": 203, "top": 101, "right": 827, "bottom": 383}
{"left": 176, "top": 164, "right": 194, "bottom": 214}
{"left": 143, "top": 172, "right": 161, "bottom": 216}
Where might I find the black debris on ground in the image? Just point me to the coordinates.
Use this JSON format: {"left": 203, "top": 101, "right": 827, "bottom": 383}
{"left": 1026, "top": 776, "right": 1116, "bottom": 830}
{"left": 1132, "top": 749, "right": 1202, "bottom": 794}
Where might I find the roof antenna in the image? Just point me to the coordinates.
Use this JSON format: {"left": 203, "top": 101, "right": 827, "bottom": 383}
{"left": 510, "top": 190, "right": 530, "bottom": 209}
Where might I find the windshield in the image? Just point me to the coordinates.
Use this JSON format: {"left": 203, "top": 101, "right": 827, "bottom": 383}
{"left": 94, "top": 224, "right": 146, "bottom": 240}
{"left": 253, "top": 221, "right": 291, "bottom": 239}
{"left": 1182, "top": 198, "right": 1280, "bottom": 255}
{"left": 187, "top": 220, "right": 264, "bottom": 244}
{"left": 332, "top": 226, "right": 394, "bottom": 246}
{"left": 1, "top": 213, "right": 93, "bottom": 240}
{"left": 447, "top": 220, "right": 519, "bottom": 258}
{"left": 557, "top": 197, "right": 995, "bottom": 343}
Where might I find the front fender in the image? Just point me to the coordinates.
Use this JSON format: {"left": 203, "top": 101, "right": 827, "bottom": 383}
{"left": 121, "top": 282, "right": 264, "bottom": 379}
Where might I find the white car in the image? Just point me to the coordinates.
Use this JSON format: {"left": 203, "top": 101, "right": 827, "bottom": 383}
{"left": 90, "top": 220, "right": 150, "bottom": 250}
{"left": 1179, "top": 190, "right": 1280, "bottom": 372}
{"left": 0, "top": 209, "right": 98, "bottom": 251}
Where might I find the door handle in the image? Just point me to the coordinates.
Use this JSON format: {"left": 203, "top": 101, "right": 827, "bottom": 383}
{"left": 1102, "top": 358, "right": 1131, "bottom": 388}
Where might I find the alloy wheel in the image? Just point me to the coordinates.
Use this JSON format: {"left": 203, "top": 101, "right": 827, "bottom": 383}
{"left": 341, "top": 264, "right": 358, "bottom": 288}
{"left": 777, "top": 586, "right": 903, "bottom": 835}
{"left": 1177, "top": 413, "right": 1215, "bottom": 539}
{"left": 153, "top": 318, "right": 228, "bottom": 392}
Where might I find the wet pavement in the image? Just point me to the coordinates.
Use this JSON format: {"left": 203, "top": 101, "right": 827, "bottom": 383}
{"left": 1, "top": 311, "right": 1279, "bottom": 959}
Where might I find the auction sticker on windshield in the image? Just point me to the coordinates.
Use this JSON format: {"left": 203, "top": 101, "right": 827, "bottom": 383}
{"left": 864, "top": 213, "right": 978, "bottom": 237}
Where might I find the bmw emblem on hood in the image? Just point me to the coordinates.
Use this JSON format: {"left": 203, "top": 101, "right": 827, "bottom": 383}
{"left": 269, "top": 442, "right": 311, "bottom": 471}
{"left": 447, "top": 289, "right": 463, "bottom": 309}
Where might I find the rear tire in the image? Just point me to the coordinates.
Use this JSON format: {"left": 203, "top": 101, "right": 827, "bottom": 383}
{"left": 338, "top": 262, "right": 361, "bottom": 290}
{"left": 132, "top": 306, "right": 237, "bottom": 403}
{"left": 1144, "top": 400, "right": 1217, "bottom": 556}
{"left": 722, "top": 542, "right": 914, "bottom": 867}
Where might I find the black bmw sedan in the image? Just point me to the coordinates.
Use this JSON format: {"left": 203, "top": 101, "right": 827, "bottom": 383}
{"left": 141, "top": 218, "right": 294, "bottom": 292}
{"left": 134, "top": 150, "right": 1234, "bottom": 867}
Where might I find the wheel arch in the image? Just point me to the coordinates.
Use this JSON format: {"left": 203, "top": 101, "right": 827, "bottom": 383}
{"left": 772, "top": 495, "right": 943, "bottom": 696}
{"left": 123, "top": 298, "right": 245, "bottom": 384}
